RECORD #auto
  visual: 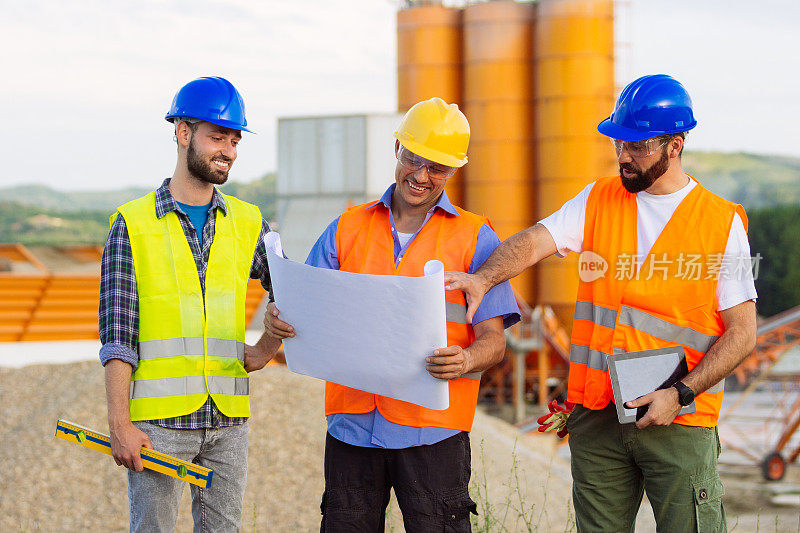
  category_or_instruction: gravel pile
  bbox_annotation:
[0,361,572,532]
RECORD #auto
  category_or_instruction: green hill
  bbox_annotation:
[2,149,799,246]
[0,202,110,246]
[0,184,152,213]
[0,174,276,246]
[0,173,276,215]
[683,151,800,208]
[220,173,276,216]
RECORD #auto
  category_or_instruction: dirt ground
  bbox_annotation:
[0,361,797,532]
[717,466,800,532]
[0,362,573,532]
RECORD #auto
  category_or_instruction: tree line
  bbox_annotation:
[747,204,800,317]
[1,176,797,320]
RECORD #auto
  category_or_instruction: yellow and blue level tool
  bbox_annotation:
[55,419,213,488]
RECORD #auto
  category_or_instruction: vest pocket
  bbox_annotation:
[691,472,726,533]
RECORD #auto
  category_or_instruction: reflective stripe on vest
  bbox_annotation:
[130,375,249,399]
[570,344,610,372]
[571,301,615,371]
[446,302,468,324]
[571,301,722,366]
[574,301,618,329]
[617,306,719,353]
[445,302,481,380]
[139,337,245,361]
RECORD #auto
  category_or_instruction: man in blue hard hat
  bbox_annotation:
[99,76,280,532]
[444,74,757,531]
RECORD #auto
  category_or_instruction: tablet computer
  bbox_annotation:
[607,346,696,424]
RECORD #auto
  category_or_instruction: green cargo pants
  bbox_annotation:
[567,404,726,533]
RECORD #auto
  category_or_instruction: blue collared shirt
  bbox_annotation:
[307,184,520,449]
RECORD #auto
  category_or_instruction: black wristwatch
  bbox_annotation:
[673,381,695,406]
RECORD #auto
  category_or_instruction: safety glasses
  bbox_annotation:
[396,146,457,180]
[611,136,672,158]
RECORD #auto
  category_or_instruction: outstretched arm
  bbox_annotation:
[444,224,558,322]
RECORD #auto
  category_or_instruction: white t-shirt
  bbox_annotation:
[397,231,414,248]
[539,177,758,311]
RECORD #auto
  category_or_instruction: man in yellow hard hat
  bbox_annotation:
[265,97,520,531]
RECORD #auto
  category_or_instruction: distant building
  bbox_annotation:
[276,113,402,261]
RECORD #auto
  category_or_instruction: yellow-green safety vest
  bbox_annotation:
[111,190,262,421]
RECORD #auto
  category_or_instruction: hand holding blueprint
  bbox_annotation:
[264,232,449,410]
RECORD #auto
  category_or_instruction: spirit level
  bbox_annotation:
[55,419,213,488]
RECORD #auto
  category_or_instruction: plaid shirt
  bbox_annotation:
[99,179,272,429]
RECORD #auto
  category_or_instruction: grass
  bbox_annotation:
[470,438,575,532]
[240,437,798,532]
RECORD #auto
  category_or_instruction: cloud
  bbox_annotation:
[2,0,798,189]
[2,0,397,188]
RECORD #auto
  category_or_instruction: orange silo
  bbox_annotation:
[535,0,616,327]
[397,4,465,206]
[462,0,537,304]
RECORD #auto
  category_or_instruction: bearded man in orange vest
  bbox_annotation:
[265,98,520,532]
[445,75,758,532]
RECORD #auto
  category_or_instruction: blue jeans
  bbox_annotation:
[128,421,249,532]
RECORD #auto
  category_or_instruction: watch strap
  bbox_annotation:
[673,381,695,406]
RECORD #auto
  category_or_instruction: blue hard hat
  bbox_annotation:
[597,74,696,142]
[165,76,253,133]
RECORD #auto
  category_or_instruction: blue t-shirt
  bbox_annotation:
[306,184,520,449]
[176,201,211,249]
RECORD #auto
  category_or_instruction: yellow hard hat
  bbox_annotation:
[394,97,470,168]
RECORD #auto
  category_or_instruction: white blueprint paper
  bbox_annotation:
[264,232,449,410]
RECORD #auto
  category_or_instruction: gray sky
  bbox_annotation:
[2,0,799,190]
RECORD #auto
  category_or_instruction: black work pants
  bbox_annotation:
[320,431,477,532]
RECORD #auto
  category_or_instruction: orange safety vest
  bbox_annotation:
[326,200,488,432]
[567,176,748,427]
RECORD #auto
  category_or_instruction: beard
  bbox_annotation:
[619,148,669,193]
[187,136,231,185]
